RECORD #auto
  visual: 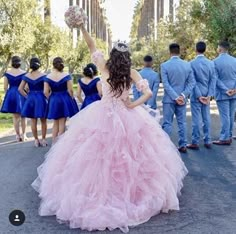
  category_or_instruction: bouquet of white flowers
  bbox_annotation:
[64,6,87,29]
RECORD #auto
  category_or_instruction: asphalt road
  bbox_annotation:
[0,93,236,234]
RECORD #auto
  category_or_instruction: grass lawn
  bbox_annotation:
[0,79,13,134]
[0,113,13,133]
[0,78,4,99]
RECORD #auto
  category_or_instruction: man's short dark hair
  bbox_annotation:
[196,41,206,53]
[144,55,153,62]
[219,40,230,50]
[169,43,180,54]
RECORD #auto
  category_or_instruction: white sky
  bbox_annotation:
[103,0,138,42]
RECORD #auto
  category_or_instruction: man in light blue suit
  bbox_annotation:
[213,41,236,145]
[187,41,216,150]
[133,55,160,109]
[161,43,196,153]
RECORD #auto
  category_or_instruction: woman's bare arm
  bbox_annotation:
[77,83,84,103]
[44,82,51,99]
[79,21,106,71]
[18,80,28,98]
[67,80,74,98]
[96,81,102,97]
[3,77,8,92]
[124,69,152,109]
[80,23,96,54]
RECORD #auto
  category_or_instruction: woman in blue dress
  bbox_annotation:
[44,57,79,143]
[19,58,48,147]
[1,56,27,142]
[77,63,102,110]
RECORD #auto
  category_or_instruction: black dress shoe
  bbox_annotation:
[204,143,212,149]
[187,144,199,150]
[212,140,231,145]
[178,147,187,153]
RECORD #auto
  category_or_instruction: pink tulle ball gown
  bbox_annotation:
[32,54,188,233]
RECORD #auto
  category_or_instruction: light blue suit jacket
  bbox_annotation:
[161,56,196,104]
[190,55,216,102]
[133,67,160,109]
[213,53,236,101]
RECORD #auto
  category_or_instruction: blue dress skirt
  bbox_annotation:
[0,73,26,114]
[21,75,48,118]
[45,75,79,120]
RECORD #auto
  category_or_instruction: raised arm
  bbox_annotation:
[78,21,106,71]
[79,22,96,54]
[125,69,152,109]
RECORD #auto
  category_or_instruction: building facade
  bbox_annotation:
[137,0,180,39]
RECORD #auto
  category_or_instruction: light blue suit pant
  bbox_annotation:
[190,102,211,144]
[216,99,236,141]
[162,103,187,148]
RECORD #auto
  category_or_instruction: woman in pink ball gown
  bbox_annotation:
[32,20,188,233]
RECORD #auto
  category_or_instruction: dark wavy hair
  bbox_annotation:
[106,45,132,97]
[53,57,64,72]
[11,56,21,69]
[30,57,41,71]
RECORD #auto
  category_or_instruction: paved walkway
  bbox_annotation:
[0,89,236,234]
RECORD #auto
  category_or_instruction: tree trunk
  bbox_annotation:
[0,54,12,78]
[44,55,50,73]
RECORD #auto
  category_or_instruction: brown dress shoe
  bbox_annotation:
[204,144,212,149]
[187,144,199,150]
[212,140,231,145]
[178,147,187,153]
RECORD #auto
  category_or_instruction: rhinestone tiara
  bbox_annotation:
[113,40,129,52]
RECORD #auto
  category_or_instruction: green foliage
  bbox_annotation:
[130,0,236,70]
[0,0,108,77]
[0,0,38,75]
[130,0,143,40]
[192,0,236,55]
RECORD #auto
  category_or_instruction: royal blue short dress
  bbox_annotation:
[78,77,101,110]
[21,75,48,118]
[45,75,79,120]
[1,72,26,114]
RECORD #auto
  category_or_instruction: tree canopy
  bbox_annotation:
[0,0,107,77]
[130,0,236,70]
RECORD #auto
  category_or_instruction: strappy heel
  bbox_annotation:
[16,134,22,142]
[41,139,48,147]
[21,134,28,142]
[34,139,40,147]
